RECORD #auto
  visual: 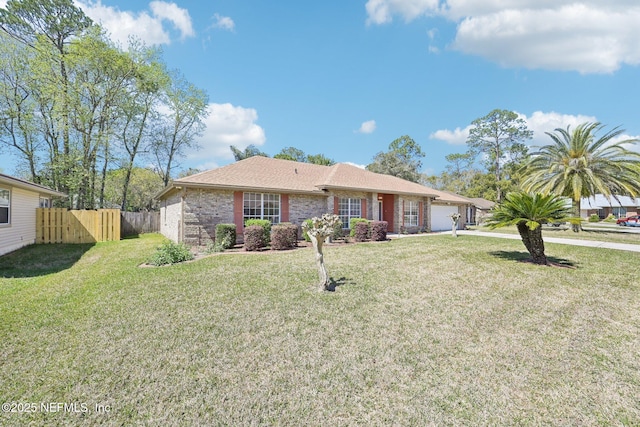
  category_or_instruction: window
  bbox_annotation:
[613,207,627,218]
[39,197,50,208]
[0,188,9,225]
[338,198,361,228]
[244,193,280,224]
[404,201,419,227]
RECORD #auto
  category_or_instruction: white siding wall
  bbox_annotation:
[0,187,39,256]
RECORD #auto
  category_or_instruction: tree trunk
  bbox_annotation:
[516,222,533,255]
[572,198,583,232]
[528,227,548,265]
[309,234,330,291]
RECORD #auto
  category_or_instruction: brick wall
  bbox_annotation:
[160,191,182,243]
[182,188,235,247]
[288,194,328,225]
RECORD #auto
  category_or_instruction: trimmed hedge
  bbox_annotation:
[588,214,600,223]
[371,221,388,241]
[245,219,271,243]
[271,223,299,250]
[354,221,370,242]
[349,218,369,237]
[215,223,236,249]
[244,225,267,251]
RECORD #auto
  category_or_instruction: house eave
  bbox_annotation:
[0,173,67,198]
[155,181,326,200]
[317,184,438,199]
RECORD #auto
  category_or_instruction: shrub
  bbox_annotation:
[302,219,314,242]
[245,219,271,243]
[244,225,266,251]
[215,223,236,249]
[349,218,369,237]
[148,240,194,266]
[371,221,388,241]
[271,223,299,250]
[332,219,344,240]
[354,221,370,242]
[588,214,600,223]
[205,242,226,254]
[604,214,617,223]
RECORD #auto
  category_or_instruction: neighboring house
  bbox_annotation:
[580,194,640,219]
[155,156,472,246]
[0,173,66,256]
[467,198,496,225]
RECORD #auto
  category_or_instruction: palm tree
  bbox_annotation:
[485,192,573,265]
[521,122,640,231]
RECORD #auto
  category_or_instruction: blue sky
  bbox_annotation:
[3,0,640,176]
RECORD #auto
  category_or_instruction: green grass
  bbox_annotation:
[1,234,639,426]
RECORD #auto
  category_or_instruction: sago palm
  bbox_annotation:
[486,192,573,265]
[521,122,640,231]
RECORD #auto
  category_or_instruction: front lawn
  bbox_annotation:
[1,234,639,425]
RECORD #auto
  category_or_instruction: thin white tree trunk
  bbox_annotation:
[309,234,330,291]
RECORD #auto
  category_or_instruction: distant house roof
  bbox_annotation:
[469,197,496,210]
[156,156,469,202]
[0,173,66,197]
[581,194,640,209]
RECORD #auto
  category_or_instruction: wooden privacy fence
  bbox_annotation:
[36,208,121,244]
[120,211,160,237]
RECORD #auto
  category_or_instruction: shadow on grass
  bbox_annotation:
[326,276,354,292]
[0,243,94,278]
[489,251,577,268]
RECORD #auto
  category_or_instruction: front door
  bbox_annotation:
[382,194,395,232]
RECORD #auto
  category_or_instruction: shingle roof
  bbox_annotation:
[430,190,475,205]
[581,194,640,209]
[158,156,469,202]
[174,156,328,193]
[469,197,496,210]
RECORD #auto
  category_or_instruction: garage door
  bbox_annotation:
[431,205,460,231]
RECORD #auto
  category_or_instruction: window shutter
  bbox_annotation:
[333,197,339,214]
[361,199,367,219]
[234,192,244,233]
[281,194,289,222]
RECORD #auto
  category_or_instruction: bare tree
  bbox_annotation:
[301,214,341,291]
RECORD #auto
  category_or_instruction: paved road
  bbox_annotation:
[392,230,640,253]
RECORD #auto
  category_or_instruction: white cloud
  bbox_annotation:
[365,1,640,73]
[0,0,7,8]
[357,120,377,134]
[149,1,195,40]
[76,0,194,47]
[524,111,597,146]
[365,0,440,25]
[429,125,472,145]
[190,103,266,165]
[210,13,235,31]
[430,111,604,147]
